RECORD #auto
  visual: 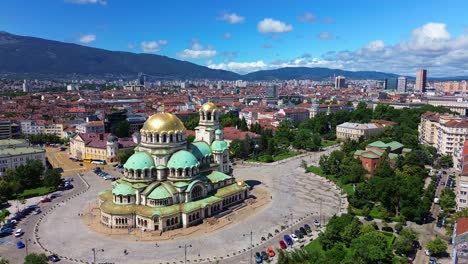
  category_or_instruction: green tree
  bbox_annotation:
[393,228,417,255]
[116,149,135,164]
[24,253,48,264]
[0,209,10,225]
[0,258,10,264]
[440,188,456,213]
[350,231,392,263]
[43,169,62,188]
[114,120,130,138]
[183,114,200,130]
[439,155,454,169]
[426,237,448,256]
[229,139,243,159]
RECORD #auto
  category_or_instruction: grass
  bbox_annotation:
[381,231,396,247]
[19,186,55,199]
[321,140,337,147]
[304,237,325,254]
[248,151,301,163]
[306,165,355,195]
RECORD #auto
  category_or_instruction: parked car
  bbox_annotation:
[33,209,41,215]
[299,227,307,236]
[381,226,393,233]
[255,252,263,263]
[429,257,437,264]
[424,249,431,256]
[283,234,293,245]
[313,219,320,226]
[279,240,287,249]
[16,240,25,249]
[47,255,60,262]
[40,197,51,203]
[261,251,268,260]
[304,224,311,231]
[14,228,24,237]
[267,247,275,257]
[290,234,299,242]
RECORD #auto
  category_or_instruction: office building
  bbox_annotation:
[397,77,407,93]
[22,80,30,93]
[386,78,397,90]
[415,69,427,93]
[335,76,346,89]
[267,86,278,98]
[0,120,12,139]
[0,139,46,177]
[336,122,386,141]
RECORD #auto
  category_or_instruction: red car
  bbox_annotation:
[279,240,287,249]
[267,247,275,257]
[40,197,51,203]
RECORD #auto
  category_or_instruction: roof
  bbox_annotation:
[112,183,136,196]
[147,185,172,200]
[211,139,228,152]
[206,171,232,183]
[124,151,155,170]
[457,218,468,236]
[386,141,404,151]
[140,112,186,134]
[214,182,248,198]
[0,147,45,156]
[167,150,200,169]
[367,141,389,149]
[362,153,380,159]
[354,150,363,156]
[0,139,27,147]
[190,141,212,159]
[402,148,412,153]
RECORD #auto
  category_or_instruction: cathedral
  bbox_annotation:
[98,102,249,231]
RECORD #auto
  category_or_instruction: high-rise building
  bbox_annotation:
[267,86,278,98]
[335,76,346,89]
[22,80,30,93]
[397,77,407,93]
[0,120,12,139]
[386,78,397,90]
[415,69,427,93]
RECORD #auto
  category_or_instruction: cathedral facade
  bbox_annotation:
[98,102,249,231]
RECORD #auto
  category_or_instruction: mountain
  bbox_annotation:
[243,67,400,81]
[0,31,240,80]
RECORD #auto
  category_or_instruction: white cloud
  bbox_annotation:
[219,13,245,24]
[318,32,333,40]
[128,43,136,49]
[177,41,217,60]
[140,40,168,53]
[257,18,293,33]
[66,0,106,5]
[222,32,232,39]
[79,34,96,44]
[298,12,316,23]
[365,40,385,51]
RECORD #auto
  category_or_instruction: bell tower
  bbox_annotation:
[195,102,219,144]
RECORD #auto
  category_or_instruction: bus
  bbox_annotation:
[91,160,106,165]
[83,159,92,163]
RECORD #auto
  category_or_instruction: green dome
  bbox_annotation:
[148,185,172,200]
[211,140,228,152]
[124,151,155,170]
[112,183,136,196]
[167,150,200,169]
[190,142,212,159]
[215,129,222,135]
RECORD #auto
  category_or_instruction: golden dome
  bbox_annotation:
[141,112,186,133]
[200,102,218,112]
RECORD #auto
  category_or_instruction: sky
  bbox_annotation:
[1,0,468,77]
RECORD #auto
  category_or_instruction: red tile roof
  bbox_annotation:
[457,218,468,236]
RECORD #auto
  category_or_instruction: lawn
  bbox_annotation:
[321,140,337,148]
[306,165,355,195]
[19,186,55,199]
[249,151,301,163]
[304,237,325,254]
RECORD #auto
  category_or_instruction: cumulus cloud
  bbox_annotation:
[257,18,293,33]
[222,32,232,39]
[318,32,333,40]
[140,40,168,53]
[66,0,106,5]
[79,34,96,44]
[177,40,217,60]
[219,13,245,24]
[298,11,316,23]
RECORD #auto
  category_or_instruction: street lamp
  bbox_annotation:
[242,230,253,264]
[179,244,192,264]
[91,248,104,264]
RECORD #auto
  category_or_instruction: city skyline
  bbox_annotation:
[1,0,468,77]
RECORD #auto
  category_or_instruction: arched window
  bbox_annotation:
[166,219,170,226]
[207,112,212,121]
[175,217,178,223]
[201,112,205,120]
[156,134,160,143]
[169,134,173,142]
[191,185,203,201]
[189,215,192,222]
[171,218,174,225]
[162,134,167,143]
[185,168,190,177]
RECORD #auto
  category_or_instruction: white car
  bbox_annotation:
[14,228,24,237]
[290,234,299,242]
[313,219,320,226]
[33,209,41,215]
[425,249,431,256]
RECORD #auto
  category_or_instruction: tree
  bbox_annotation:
[24,253,48,264]
[440,188,456,213]
[393,228,417,255]
[0,258,9,264]
[426,237,448,256]
[114,120,130,138]
[229,139,243,159]
[439,155,454,169]
[43,169,62,188]
[116,149,135,164]
[350,231,392,263]
[184,114,199,130]
[0,209,10,225]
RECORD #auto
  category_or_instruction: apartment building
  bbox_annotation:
[336,122,385,141]
[44,123,65,138]
[458,140,468,211]
[0,139,46,176]
[20,120,45,135]
[76,121,105,134]
[0,120,12,139]
[419,112,468,170]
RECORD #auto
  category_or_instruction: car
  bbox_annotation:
[381,226,393,233]
[14,228,24,237]
[441,182,445,186]
[299,227,307,236]
[40,197,51,203]
[429,257,437,264]
[255,252,263,263]
[290,234,299,242]
[47,255,60,262]
[267,247,275,257]
[16,240,25,249]
[103,175,112,180]
[304,224,311,231]
[261,251,268,260]
[425,249,431,256]
[0,227,12,234]
[413,240,422,250]
[283,234,293,245]
[33,209,41,215]
[279,240,287,249]
[313,219,320,226]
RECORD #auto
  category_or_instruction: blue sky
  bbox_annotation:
[1,0,468,76]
